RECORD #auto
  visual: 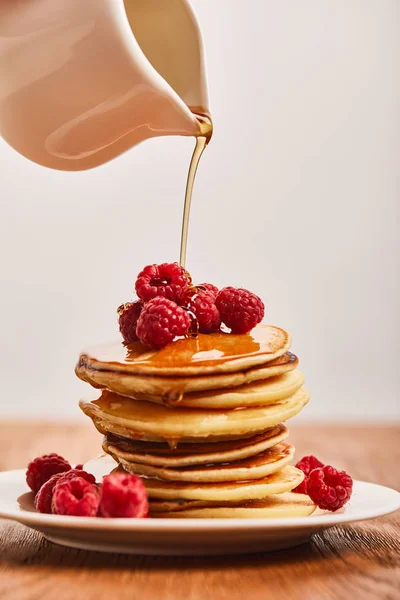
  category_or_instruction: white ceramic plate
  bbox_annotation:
[0,469,398,555]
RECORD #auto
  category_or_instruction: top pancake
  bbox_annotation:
[76,324,291,377]
[76,351,299,398]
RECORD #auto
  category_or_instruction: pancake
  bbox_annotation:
[150,493,316,518]
[142,465,304,501]
[79,387,310,444]
[102,424,289,467]
[76,325,291,378]
[112,442,294,483]
[78,318,312,520]
[76,351,299,399]
[160,370,305,409]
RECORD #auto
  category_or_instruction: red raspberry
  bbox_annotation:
[198,283,219,299]
[136,297,191,348]
[307,465,353,511]
[99,473,149,518]
[293,455,325,494]
[118,301,143,343]
[135,262,191,303]
[189,291,221,333]
[51,477,100,517]
[26,453,71,494]
[35,469,95,514]
[216,287,265,334]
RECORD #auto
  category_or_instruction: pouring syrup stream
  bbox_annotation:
[179,112,213,268]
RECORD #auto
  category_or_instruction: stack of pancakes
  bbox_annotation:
[77,324,315,518]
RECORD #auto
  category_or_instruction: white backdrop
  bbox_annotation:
[0,0,399,420]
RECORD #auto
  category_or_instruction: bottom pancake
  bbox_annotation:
[150,493,316,518]
[82,456,313,518]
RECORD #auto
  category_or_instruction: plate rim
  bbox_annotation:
[0,470,398,531]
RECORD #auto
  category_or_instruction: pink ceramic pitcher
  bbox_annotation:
[0,0,209,170]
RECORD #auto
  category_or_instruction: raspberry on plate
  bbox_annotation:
[216,287,264,334]
[118,301,143,343]
[198,283,219,299]
[136,297,191,348]
[189,291,221,333]
[99,472,149,518]
[307,465,353,511]
[26,453,71,494]
[135,262,191,303]
[51,477,100,517]
[35,469,96,514]
[293,455,325,494]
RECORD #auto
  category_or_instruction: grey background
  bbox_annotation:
[0,0,399,419]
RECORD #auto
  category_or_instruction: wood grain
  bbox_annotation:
[0,422,399,600]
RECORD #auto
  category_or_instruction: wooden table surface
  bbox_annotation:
[0,422,398,600]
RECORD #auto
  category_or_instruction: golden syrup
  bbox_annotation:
[179,111,213,268]
[104,425,286,456]
[102,427,290,470]
[81,388,307,432]
[162,389,185,407]
[120,443,292,475]
[77,324,290,371]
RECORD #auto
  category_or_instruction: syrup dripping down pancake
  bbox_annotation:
[150,370,305,409]
[79,387,309,444]
[102,424,288,467]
